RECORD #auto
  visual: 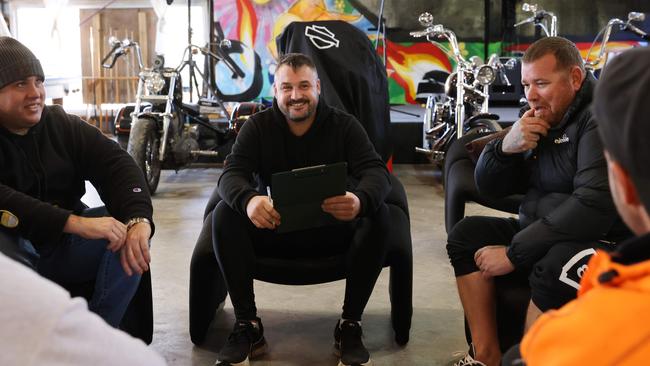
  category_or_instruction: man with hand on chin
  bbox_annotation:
[0,37,154,328]
[501,42,650,366]
[212,53,391,366]
[446,37,629,366]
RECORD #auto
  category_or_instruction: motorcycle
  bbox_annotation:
[514,4,648,73]
[101,34,264,194]
[410,12,509,167]
[584,11,649,73]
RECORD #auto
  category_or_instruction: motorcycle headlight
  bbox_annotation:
[144,71,166,94]
[476,65,496,86]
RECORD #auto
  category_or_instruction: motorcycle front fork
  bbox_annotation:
[417,95,450,163]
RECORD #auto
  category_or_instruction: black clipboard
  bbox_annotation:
[270,162,347,233]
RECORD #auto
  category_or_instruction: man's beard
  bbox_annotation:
[284,98,315,123]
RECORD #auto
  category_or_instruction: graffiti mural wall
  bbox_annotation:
[213,0,644,104]
[215,0,458,104]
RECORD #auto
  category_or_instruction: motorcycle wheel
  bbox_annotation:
[466,119,502,134]
[127,117,161,195]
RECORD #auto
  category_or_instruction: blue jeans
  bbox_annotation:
[0,207,141,327]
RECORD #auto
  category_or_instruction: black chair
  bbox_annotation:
[443,132,522,233]
[444,132,529,352]
[120,271,154,344]
[66,270,153,344]
[189,174,413,346]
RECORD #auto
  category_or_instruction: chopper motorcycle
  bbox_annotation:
[410,12,512,168]
[101,35,263,194]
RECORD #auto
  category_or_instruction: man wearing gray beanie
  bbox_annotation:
[0,37,155,332]
[503,47,650,365]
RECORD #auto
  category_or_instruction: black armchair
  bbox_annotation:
[120,272,154,344]
[443,132,522,233]
[444,133,529,352]
[189,174,413,346]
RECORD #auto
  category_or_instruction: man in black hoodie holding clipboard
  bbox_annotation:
[213,53,391,366]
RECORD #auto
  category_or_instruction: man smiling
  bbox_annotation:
[446,37,629,366]
[0,37,154,328]
[212,53,392,366]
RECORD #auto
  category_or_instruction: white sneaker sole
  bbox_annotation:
[334,344,372,366]
[337,359,372,366]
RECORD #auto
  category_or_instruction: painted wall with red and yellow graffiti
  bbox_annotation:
[214,0,643,104]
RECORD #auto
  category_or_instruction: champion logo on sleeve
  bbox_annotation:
[133,187,142,193]
[0,210,19,228]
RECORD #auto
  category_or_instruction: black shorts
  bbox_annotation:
[529,240,613,311]
[447,215,614,311]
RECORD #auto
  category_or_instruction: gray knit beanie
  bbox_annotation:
[0,37,44,90]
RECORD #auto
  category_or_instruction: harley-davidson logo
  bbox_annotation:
[305,25,340,50]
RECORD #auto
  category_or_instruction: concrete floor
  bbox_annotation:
[138,164,509,366]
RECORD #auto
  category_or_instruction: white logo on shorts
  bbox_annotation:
[558,248,597,290]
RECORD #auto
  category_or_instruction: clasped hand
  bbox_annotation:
[474,245,515,278]
[64,215,151,276]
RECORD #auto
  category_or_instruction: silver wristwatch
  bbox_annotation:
[126,217,151,231]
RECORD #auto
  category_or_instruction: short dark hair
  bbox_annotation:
[522,36,585,73]
[276,53,317,74]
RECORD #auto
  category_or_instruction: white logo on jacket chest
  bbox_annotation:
[554,133,569,144]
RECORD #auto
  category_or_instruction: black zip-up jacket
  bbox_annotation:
[218,99,391,217]
[475,74,629,268]
[0,105,154,251]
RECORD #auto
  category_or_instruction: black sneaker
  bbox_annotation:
[215,318,267,366]
[333,320,372,366]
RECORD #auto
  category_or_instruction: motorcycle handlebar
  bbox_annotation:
[101,43,123,69]
[409,29,431,38]
[410,25,465,65]
[586,15,648,69]
[515,4,557,36]
[624,23,650,40]
[176,44,246,79]
[513,16,536,28]
[100,38,144,70]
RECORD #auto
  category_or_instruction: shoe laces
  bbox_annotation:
[453,354,486,366]
[452,345,486,366]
